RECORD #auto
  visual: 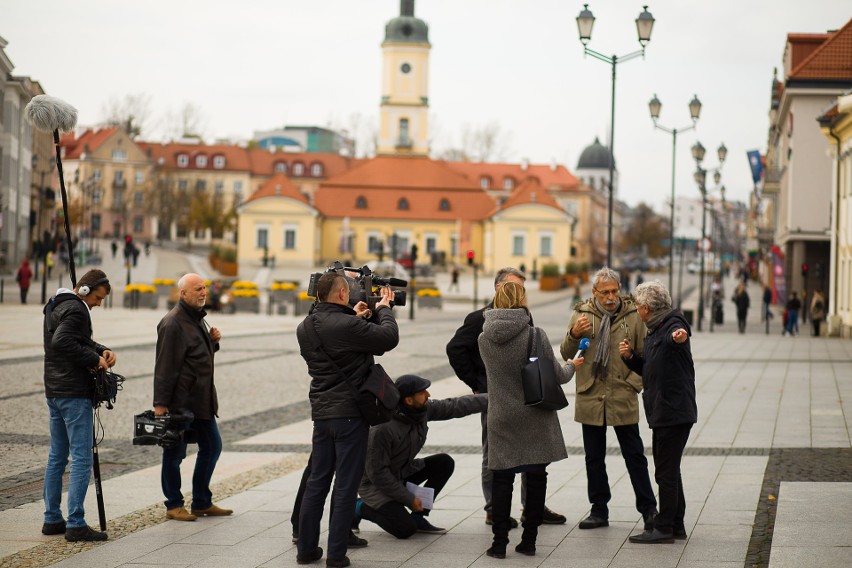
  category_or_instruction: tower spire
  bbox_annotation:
[401,0,414,17]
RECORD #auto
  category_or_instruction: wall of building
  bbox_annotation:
[237,198,320,268]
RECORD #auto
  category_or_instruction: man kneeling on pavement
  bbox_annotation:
[357,375,487,538]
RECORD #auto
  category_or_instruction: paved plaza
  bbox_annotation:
[0,249,850,567]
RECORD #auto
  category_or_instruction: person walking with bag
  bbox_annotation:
[478,281,583,559]
[732,283,750,334]
[560,267,657,533]
[810,290,826,336]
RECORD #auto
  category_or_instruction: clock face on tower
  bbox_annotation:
[400,62,412,74]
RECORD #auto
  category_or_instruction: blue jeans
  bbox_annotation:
[44,397,93,528]
[297,418,368,561]
[582,423,657,519]
[161,418,222,510]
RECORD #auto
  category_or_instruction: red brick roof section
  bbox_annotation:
[246,148,360,177]
[789,19,852,80]
[314,156,496,221]
[137,142,252,171]
[243,173,311,205]
[446,161,581,192]
[496,176,564,214]
[61,128,120,159]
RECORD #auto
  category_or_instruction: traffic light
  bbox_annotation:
[410,243,418,263]
[467,250,475,266]
[801,263,808,278]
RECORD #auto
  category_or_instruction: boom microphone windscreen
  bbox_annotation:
[25,95,78,133]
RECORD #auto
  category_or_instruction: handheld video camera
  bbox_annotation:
[132,409,195,449]
[308,261,407,311]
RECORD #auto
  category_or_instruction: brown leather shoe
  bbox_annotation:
[191,504,233,517]
[166,507,197,521]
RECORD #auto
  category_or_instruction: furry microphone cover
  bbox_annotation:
[25,95,78,133]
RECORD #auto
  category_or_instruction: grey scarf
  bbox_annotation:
[592,298,619,379]
[645,308,673,334]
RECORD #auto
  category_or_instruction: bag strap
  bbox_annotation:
[526,327,537,359]
[302,314,363,393]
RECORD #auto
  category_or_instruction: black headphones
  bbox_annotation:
[79,277,110,297]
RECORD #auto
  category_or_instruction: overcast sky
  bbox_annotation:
[4,0,850,211]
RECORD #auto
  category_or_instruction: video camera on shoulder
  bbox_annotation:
[308,260,407,311]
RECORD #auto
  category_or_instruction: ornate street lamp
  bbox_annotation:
[576,3,655,267]
[648,93,701,297]
[692,142,726,331]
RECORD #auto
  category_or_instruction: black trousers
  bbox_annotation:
[582,423,657,519]
[361,453,455,539]
[651,424,692,533]
[490,467,547,552]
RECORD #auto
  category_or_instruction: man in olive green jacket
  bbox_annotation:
[560,267,657,531]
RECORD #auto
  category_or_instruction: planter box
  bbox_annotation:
[219,261,238,277]
[232,296,260,313]
[539,276,562,291]
[270,289,296,303]
[418,296,443,309]
[123,292,158,309]
[293,298,315,316]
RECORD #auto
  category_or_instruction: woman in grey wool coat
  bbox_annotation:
[478,281,584,559]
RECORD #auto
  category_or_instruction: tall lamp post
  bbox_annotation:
[692,141,727,331]
[576,3,655,267]
[648,93,702,293]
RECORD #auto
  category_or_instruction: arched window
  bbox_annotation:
[479,176,491,189]
[310,162,323,177]
[292,162,305,176]
[398,197,409,210]
[213,155,226,169]
[503,176,514,190]
[274,161,287,174]
[195,155,208,167]
[398,118,411,147]
[439,198,450,211]
[355,196,367,209]
[177,154,189,167]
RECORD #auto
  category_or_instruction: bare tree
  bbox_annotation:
[101,93,152,137]
[439,121,510,162]
[165,102,207,141]
[622,202,668,258]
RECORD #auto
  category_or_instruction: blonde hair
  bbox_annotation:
[494,281,527,309]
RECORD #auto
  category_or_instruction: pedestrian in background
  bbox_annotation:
[478,281,583,558]
[783,292,801,336]
[810,290,826,337]
[620,280,696,544]
[42,269,116,542]
[16,258,33,304]
[154,273,232,523]
[732,282,750,334]
[561,267,657,533]
[762,285,772,322]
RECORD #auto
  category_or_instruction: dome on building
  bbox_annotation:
[384,0,429,44]
[577,137,614,170]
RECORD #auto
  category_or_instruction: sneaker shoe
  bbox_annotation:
[578,514,609,529]
[347,531,368,547]
[325,557,350,568]
[42,521,66,535]
[413,515,447,534]
[64,525,108,542]
[485,512,518,528]
[190,504,233,517]
[166,507,197,522]
[296,546,323,565]
[628,528,675,544]
[643,510,658,531]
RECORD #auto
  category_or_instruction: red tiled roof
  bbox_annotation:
[314,156,496,221]
[137,142,252,171]
[247,148,359,178]
[61,128,120,159]
[790,19,852,80]
[243,173,311,206]
[496,177,564,213]
[446,161,581,192]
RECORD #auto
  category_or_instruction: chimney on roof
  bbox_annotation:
[521,158,529,171]
[550,159,557,172]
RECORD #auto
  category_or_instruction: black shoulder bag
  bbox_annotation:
[303,315,400,425]
[521,327,569,411]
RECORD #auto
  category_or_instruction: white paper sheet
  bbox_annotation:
[406,482,435,510]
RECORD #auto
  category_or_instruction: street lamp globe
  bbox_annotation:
[576,4,595,45]
[717,142,728,163]
[648,94,662,120]
[694,168,706,186]
[635,6,655,46]
[691,141,706,163]
[689,94,702,121]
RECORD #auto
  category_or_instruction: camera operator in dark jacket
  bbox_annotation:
[295,272,398,567]
[153,273,231,523]
[619,280,697,544]
[359,375,487,539]
[42,269,115,542]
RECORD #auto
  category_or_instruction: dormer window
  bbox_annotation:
[310,162,323,177]
[213,155,226,169]
[356,196,367,209]
[196,155,207,167]
[398,197,409,210]
[480,176,491,189]
[439,198,450,211]
[274,161,287,174]
[292,162,305,176]
[503,177,515,190]
[177,154,189,168]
